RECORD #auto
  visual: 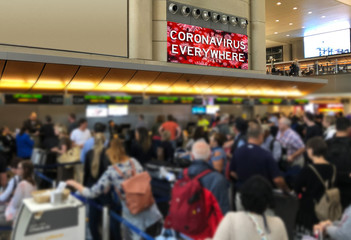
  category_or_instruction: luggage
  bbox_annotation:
[31,148,47,165]
[113,159,155,215]
[165,169,212,235]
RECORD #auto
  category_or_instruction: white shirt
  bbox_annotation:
[70,128,91,146]
[324,125,336,140]
[0,175,19,202]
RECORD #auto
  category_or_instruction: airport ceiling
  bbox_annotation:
[266,0,351,47]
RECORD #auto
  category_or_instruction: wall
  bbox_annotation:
[291,39,304,60]
[0,104,253,131]
[0,0,128,57]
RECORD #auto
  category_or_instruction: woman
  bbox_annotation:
[157,131,174,163]
[130,127,155,166]
[209,133,227,174]
[40,115,58,150]
[213,176,288,240]
[0,126,16,165]
[5,160,36,222]
[67,139,162,240]
[323,115,336,140]
[294,137,335,234]
[185,126,207,151]
[16,126,34,159]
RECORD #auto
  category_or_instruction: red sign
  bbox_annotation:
[167,21,248,69]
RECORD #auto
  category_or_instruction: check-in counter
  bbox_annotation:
[12,195,85,240]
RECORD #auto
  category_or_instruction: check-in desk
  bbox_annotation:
[12,195,85,240]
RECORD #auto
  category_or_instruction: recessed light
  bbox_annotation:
[293,7,298,10]
[274,32,278,34]
[286,34,290,37]
[289,23,293,26]
[321,16,326,18]
[308,11,312,14]
[275,19,280,22]
[302,26,305,29]
[277,2,282,5]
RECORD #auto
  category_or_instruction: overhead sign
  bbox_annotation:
[73,95,143,105]
[167,21,248,69]
[150,96,203,105]
[291,99,309,105]
[214,97,250,105]
[5,94,63,105]
[254,98,289,105]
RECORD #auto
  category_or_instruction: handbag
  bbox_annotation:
[57,147,81,168]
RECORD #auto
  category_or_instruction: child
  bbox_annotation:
[0,158,21,203]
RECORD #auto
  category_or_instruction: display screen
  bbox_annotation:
[292,99,309,105]
[73,95,143,104]
[192,106,206,115]
[150,96,203,105]
[167,21,248,69]
[254,98,289,105]
[214,97,250,105]
[86,105,108,118]
[206,105,220,115]
[304,29,351,58]
[5,94,63,105]
[108,105,129,116]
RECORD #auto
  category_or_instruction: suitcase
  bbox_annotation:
[31,148,47,165]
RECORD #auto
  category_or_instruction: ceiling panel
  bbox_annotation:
[66,66,109,91]
[95,68,136,92]
[144,72,183,93]
[120,70,160,92]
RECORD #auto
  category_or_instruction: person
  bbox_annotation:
[326,117,351,209]
[323,115,336,140]
[70,118,91,148]
[5,160,35,222]
[80,122,107,163]
[16,126,34,159]
[197,115,210,131]
[157,131,174,163]
[294,137,336,233]
[230,122,288,191]
[136,114,147,129]
[261,125,282,162]
[151,115,164,140]
[0,158,21,203]
[213,176,288,240]
[185,126,207,151]
[181,140,230,238]
[229,117,248,156]
[83,125,115,240]
[40,115,58,150]
[215,114,231,138]
[314,205,351,240]
[130,127,155,166]
[23,112,42,135]
[67,139,163,240]
[51,124,73,181]
[277,117,305,167]
[158,115,181,149]
[68,113,78,134]
[303,112,323,143]
[0,126,16,165]
[108,120,119,140]
[209,133,227,174]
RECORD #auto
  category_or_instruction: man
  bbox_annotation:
[68,113,78,134]
[230,122,288,192]
[215,114,230,137]
[80,122,107,163]
[261,124,282,162]
[159,115,181,149]
[70,118,91,148]
[326,117,351,209]
[197,115,209,131]
[23,112,42,135]
[136,114,147,129]
[277,117,305,167]
[303,112,323,143]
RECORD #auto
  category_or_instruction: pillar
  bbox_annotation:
[250,0,266,73]
[129,0,153,60]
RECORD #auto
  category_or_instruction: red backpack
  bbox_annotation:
[165,169,213,236]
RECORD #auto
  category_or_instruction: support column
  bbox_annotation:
[129,0,153,60]
[250,0,266,73]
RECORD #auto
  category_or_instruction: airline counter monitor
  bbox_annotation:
[12,195,85,240]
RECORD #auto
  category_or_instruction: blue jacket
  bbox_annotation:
[183,160,230,214]
[16,133,34,159]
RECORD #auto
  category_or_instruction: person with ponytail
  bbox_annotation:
[130,127,155,166]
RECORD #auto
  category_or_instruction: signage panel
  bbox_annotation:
[5,94,63,105]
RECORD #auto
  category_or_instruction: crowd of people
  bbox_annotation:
[0,110,350,240]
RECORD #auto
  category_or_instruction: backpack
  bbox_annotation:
[308,164,342,221]
[113,159,155,215]
[165,169,212,235]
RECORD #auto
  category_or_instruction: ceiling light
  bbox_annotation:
[275,19,280,22]
[293,7,298,10]
[240,19,248,28]
[168,3,178,14]
[181,6,191,16]
[277,2,282,5]
[308,11,312,14]
[289,23,293,25]
[274,32,278,34]
[321,16,326,18]
[230,17,238,26]
[192,9,201,19]
[202,11,210,21]
[286,34,290,37]
[302,26,305,29]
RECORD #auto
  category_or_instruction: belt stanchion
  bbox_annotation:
[36,172,155,240]
[34,161,82,169]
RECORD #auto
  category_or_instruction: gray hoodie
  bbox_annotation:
[326,206,351,240]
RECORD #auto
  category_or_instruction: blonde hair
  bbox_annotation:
[106,139,128,164]
[54,124,68,136]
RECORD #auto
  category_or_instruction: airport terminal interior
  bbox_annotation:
[0,0,351,239]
